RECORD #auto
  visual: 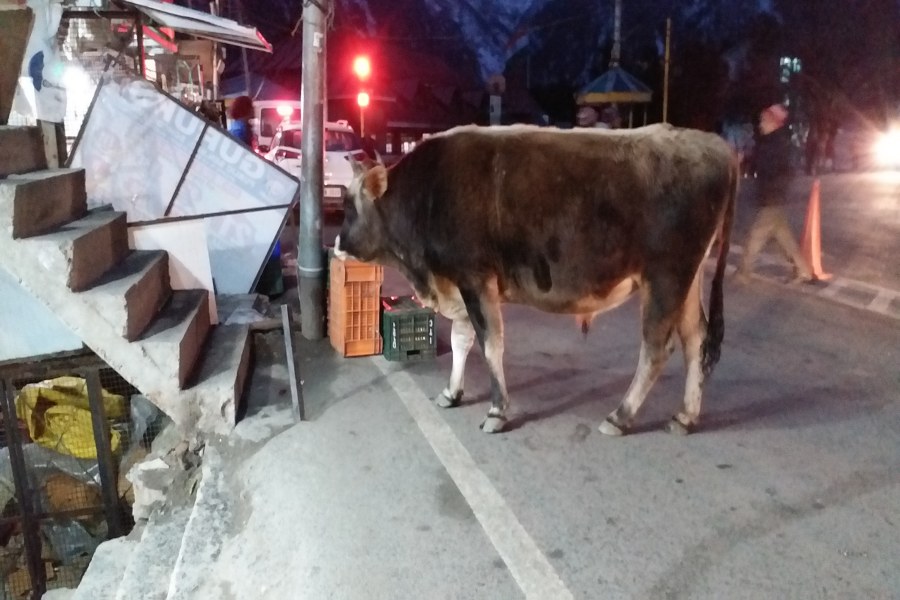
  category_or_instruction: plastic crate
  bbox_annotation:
[328,256,384,357]
[381,296,437,362]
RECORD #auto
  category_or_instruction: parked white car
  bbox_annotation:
[263,120,367,212]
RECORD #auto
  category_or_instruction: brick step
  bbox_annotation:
[0,125,46,177]
[0,168,87,238]
[80,250,172,341]
[11,207,129,292]
[140,290,211,390]
[188,323,252,434]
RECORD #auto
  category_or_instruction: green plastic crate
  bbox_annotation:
[381,296,437,362]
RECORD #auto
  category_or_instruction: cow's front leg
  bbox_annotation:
[460,280,508,434]
[435,317,475,408]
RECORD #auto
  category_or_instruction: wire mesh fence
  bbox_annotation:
[0,355,166,598]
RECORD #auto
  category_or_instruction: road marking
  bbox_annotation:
[374,360,575,600]
[868,289,895,316]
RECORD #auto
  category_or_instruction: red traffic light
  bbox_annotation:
[353,55,371,80]
[357,91,370,107]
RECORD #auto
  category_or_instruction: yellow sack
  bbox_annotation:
[15,376,127,460]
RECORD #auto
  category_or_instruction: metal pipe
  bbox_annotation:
[1,379,46,597]
[85,369,125,538]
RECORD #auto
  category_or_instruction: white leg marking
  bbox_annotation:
[618,341,666,418]
[438,318,475,407]
[676,273,706,427]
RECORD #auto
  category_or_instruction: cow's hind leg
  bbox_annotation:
[599,283,678,436]
[460,281,509,433]
[435,317,475,408]
[667,269,708,435]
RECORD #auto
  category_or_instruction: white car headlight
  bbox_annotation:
[874,128,900,167]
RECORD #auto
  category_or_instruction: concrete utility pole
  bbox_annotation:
[298,0,328,339]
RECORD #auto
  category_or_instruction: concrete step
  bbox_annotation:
[13,207,129,291]
[80,250,172,341]
[70,537,138,600]
[114,506,192,600]
[0,168,87,238]
[0,125,46,177]
[165,446,231,600]
[140,290,212,390]
[189,324,252,434]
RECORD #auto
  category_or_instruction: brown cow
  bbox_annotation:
[335,123,737,435]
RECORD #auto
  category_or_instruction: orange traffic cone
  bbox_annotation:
[800,178,832,280]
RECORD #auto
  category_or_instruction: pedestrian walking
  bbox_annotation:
[735,103,816,284]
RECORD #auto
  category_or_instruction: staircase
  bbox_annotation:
[0,124,252,436]
[65,443,233,600]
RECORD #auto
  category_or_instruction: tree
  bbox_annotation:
[776,0,900,126]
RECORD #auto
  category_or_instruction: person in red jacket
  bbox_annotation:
[735,103,815,284]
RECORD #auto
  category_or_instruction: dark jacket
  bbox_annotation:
[753,126,792,206]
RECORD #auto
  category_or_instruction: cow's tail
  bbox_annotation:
[701,159,738,376]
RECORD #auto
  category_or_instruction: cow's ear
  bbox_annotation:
[363,164,388,200]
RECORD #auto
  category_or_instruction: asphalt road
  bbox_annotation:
[733,171,900,290]
[247,170,900,600]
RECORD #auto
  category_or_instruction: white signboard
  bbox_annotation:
[69,78,298,294]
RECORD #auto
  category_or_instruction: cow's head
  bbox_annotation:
[334,158,389,262]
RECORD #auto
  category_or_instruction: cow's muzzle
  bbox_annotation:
[332,235,349,261]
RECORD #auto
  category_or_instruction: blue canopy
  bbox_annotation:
[220,74,295,101]
[577,66,652,105]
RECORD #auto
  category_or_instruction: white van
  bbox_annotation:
[250,100,303,152]
[262,119,367,212]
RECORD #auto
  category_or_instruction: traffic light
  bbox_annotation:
[353,55,372,136]
[353,55,371,80]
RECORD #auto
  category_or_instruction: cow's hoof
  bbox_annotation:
[479,415,507,433]
[434,390,462,408]
[665,417,694,436]
[598,418,626,437]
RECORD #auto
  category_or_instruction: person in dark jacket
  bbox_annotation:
[736,103,815,283]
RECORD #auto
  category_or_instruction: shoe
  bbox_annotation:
[788,273,818,285]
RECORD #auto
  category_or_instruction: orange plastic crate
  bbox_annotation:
[328,256,384,357]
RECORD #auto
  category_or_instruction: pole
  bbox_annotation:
[663,17,671,123]
[611,0,621,67]
[359,105,365,137]
[298,0,328,339]
[136,14,146,78]
[210,1,220,100]
[236,0,251,95]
